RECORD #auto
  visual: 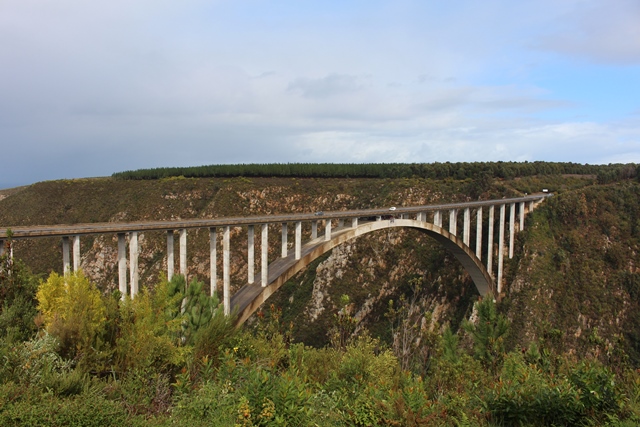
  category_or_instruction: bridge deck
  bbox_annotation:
[0,194,551,239]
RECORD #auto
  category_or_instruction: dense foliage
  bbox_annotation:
[1,260,639,426]
[111,161,632,181]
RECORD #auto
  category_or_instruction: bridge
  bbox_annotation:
[0,194,551,325]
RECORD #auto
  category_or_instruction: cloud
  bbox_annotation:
[535,0,640,64]
[287,74,365,99]
[0,0,639,189]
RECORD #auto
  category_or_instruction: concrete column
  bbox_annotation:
[167,230,174,281]
[0,239,4,257]
[376,216,382,221]
[223,226,230,316]
[311,221,318,239]
[418,212,426,222]
[248,225,255,284]
[62,236,71,274]
[434,211,442,228]
[261,224,268,287]
[117,233,127,298]
[528,200,534,213]
[281,223,288,258]
[72,235,80,272]
[509,203,515,259]
[129,232,139,297]
[519,201,525,231]
[352,217,358,228]
[463,208,470,245]
[449,209,458,235]
[209,228,217,296]
[338,219,344,228]
[325,220,332,241]
[498,204,506,294]
[295,221,302,260]
[475,207,483,259]
[487,206,495,275]
[179,229,187,278]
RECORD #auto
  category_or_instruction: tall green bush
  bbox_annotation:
[36,271,107,362]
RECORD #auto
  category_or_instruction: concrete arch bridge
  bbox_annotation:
[0,194,551,326]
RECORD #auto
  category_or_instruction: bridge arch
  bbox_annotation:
[231,219,494,326]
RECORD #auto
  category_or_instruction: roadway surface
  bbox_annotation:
[0,194,551,240]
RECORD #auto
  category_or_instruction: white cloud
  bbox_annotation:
[0,0,639,189]
[535,0,640,64]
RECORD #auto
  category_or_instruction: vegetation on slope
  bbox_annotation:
[1,261,639,426]
[505,180,640,366]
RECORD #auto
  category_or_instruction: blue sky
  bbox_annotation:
[1,0,639,188]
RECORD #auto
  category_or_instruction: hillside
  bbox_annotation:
[4,170,638,362]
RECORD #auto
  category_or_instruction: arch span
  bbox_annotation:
[231,219,494,326]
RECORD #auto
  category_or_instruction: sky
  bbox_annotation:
[1,0,639,188]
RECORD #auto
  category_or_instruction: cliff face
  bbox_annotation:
[504,183,640,363]
[2,175,639,361]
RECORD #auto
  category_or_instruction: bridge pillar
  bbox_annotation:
[72,235,80,272]
[519,201,525,231]
[338,219,344,228]
[476,207,482,259]
[248,225,255,284]
[312,221,318,239]
[528,200,534,214]
[449,209,458,235]
[261,224,268,287]
[281,223,288,258]
[325,220,332,241]
[179,229,187,279]
[295,221,302,260]
[434,211,442,228]
[418,212,426,222]
[62,236,71,274]
[376,216,382,221]
[487,206,494,275]
[118,233,127,299]
[463,208,470,245]
[0,239,4,257]
[509,203,515,259]
[352,217,358,228]
[498,204,506,294]
[223,226,230,315]
[209,227,217,295]
[167,230,174,280]
[129,232,139,297]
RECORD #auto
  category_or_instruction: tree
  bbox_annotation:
[385,277,439,375]
[0,248,39,343]
[463,296,510,372]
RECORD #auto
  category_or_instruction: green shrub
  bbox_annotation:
[484,353,584,426]
[0,391,130,427]
[569,361,620,416]
[114,285,185,373]
[36,271,107,363]
[103,367,173,417]
[171,380,237,426]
